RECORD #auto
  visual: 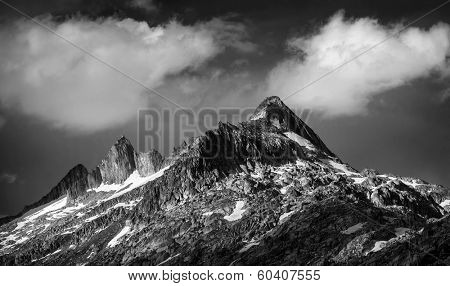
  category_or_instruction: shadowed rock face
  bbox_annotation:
[1,96,449,266]
[87,167,102,190]
[18,164,99,211]
[99,137,137,184]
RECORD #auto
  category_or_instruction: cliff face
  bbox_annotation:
[99,137,137,184]
[135,150,163,177]
[87,167,102,190]
[97,136,164,182]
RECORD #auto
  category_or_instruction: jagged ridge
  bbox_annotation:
[0,96,449,266]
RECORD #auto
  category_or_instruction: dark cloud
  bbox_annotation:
[128,0,158,12]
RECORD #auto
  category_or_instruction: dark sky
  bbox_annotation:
[0,0,449,216]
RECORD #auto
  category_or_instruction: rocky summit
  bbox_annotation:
[0,96,449,266]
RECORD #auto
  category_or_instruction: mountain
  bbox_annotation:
[1,96,449,266]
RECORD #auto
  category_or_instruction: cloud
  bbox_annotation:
[266,11,450,117]
[0,173,17,184]
[0,17,254,133]
[129,0,158,12]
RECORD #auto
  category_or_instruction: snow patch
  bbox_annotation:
[87,251,95,259]
[85,214,102,222]
[341,222,366,234]
[224,201,246,222]
[352,177,366,184]
[284,132,316,151]
[328,160,359,176]
[279,210,295,223]
[157,253,181,266]
[440,200,450,208]
[38,249,62,261]
[112,199,141,209]
[48,249,61,257]
[369,241,387,253]
[107,226,131,248]
[239,241,260,253]
[394,228,410,237]
[60,224,82,235]
[105,165,171,201]
[296,160,307,167]
[14,197,68,231]
[24,197,67,223]
[280,186,290,195]
[88,182,120,193]
[49,203,86,220]
[400,179,423,188]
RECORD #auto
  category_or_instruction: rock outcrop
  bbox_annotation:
[135,150,163,177]
[99,136,137,184]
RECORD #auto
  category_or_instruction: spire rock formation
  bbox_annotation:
[0,97,449,266]
[99,136,137,184]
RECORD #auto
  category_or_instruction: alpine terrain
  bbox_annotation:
[0,96,449,266]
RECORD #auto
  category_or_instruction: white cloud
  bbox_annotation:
[266,11,450,117]
[0,173,17,184]
[0,17,253,133]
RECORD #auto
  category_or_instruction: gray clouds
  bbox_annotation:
[0,173,17,184]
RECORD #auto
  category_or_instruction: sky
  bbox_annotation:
[0,0,449,216]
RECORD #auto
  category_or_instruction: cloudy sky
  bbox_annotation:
[0,0,449,216]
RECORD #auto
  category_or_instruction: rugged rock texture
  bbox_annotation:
[135,150,163,176]
[0,96,449,266]
[62,165,91,204]
[87,167,102,190]
[99,137,137,184]
[250,96,334,156]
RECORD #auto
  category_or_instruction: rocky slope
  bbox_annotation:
[0,96,449,266]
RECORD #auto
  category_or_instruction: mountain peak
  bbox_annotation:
[250,96,287,121]
[100,136,137,184]
[115,135,132,146]
[250,96,334,156]
[258,95,285,107]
